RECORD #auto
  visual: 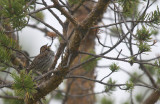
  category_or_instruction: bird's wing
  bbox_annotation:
[28,52,48,69]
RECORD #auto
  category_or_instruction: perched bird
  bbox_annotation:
[27,44,55,73]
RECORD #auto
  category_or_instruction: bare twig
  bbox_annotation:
[29,14,65,41]
[42,0,64,27]
[52,0,78,26]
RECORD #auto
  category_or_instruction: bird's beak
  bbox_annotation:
[47,44,51,50]
[48,45,51,48]
[48,44,51,48]
[48,45,51,47]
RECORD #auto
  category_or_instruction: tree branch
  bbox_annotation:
[51,0,78,26]
[26,0,111,103]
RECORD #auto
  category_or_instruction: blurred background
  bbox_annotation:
[17,0,160,104]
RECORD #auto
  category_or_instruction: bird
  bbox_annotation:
[27,44,55,73]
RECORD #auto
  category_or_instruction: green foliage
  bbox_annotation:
[129,56,136,66]
[0,31,18,48]
[109,63,120,72]
[156,70,160,83]
[154,59,160,67]
[0,67,8,71]
[101,97,113,104]
[68,0,80,5]
[0,0,29,29]
[109,27,122,37]
[81,51,100,71]
[11,70,37,100]
[105,78,116,93]
[151,29,159,36]
[135,26,154,53]
[144,64,156,75]
[119,0,139,17]
[138,42,151,53]
[33,11,45,24]
[129,72,139,83]
[152,61,160,83]
[126,81,134,90]
[135,93,143,103]
[54,91,63,100]
[41,99,49,104]
[143,61,160,83]
[0,46,11,64]
[0,31,18,65]
[144,6,160,26]
[122,101,129,104]
[136,26,152,42]
[2,91,24,104]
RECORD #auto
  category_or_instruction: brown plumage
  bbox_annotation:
[28,45,54,73]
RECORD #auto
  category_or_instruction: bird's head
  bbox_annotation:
[40,44,51,54]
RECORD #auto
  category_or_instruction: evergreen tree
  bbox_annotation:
[0,0,160,104]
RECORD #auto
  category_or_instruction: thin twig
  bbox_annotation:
[29,14,66,41]
[65,75,158,90]
[42,0,64,27]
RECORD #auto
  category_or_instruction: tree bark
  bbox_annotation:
[26,0,110,103]
[143,91,160,104]
[65,1,98,104]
